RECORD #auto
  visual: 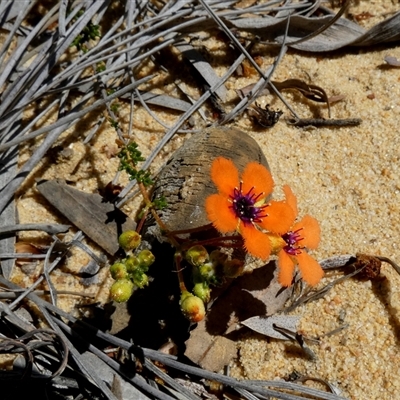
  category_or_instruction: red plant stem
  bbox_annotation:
[137,182,188,292]
[174,251,187,293]
[136,208,149,234]
[181,235,243,250]
[167,223,214,236]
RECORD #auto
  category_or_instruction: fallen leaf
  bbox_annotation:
[241,315,300,340]
[15,242,43,265]
[237,78,331,117]
[184,262,291,370]
[204,262,291,336]
[229,10,400,51]
[109,301,131,336]
[328,94,346,104]
[37,179,136,255]
[185,319,237,372]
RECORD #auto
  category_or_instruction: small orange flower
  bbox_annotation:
[275,185,324,287]
[205,157,295,260]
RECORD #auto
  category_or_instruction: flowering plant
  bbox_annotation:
[269,185,324,286]
[206,157,323,287]
[205,157,294,260]
[112,146,324,323]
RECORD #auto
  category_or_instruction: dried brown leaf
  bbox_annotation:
[184,319,237,372]
[15,242,43,265]
[184,263,290,370]
[237,78,331,116]
[274,79,330,113]
[328,94,346,104]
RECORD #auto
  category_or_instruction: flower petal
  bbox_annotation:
[241,162,273,199]
[205,194,237,232]
[293,215,320,249]
[296,251,324,286]
[258,200,295,234]
[241,223,271,260]
[283,185,298,216]
[210,157,239,196]
[278,250,295,287]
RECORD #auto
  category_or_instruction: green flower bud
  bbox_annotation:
[185,245,209,267]
[137,249,155,271]
[110,279,134,302]
[223,259,245,278]
[199,263,215,280]
[132,271,149,288]
[180,290,192,303]
[109,262,128,280]
[125,256,140,273]
[118,230,141,251]
[192,282,211,303]
[180,291,205,322]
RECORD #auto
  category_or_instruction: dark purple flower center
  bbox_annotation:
[230,182,267,225]
[282,228,304,256]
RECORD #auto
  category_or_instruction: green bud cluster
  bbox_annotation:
[109,231,155,302]
[180,246,245,319]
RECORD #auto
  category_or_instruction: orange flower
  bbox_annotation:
[275,185,324,287]
[205,157,295,260]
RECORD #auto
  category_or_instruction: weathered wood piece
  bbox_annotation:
[149,126,270,238]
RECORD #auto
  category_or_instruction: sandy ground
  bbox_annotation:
[5,1,400,399]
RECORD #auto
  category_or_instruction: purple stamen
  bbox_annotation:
[230,182,267,225]
[282,228,304,256]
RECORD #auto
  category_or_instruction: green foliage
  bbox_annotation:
[153,195,167,210]
[109,118,119,130]
[135,170,153,185]
[110,102,120,114]
[119,142,145,164]
[96,62,106,73]
[118,142,154,185]
[70,10,101,51]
